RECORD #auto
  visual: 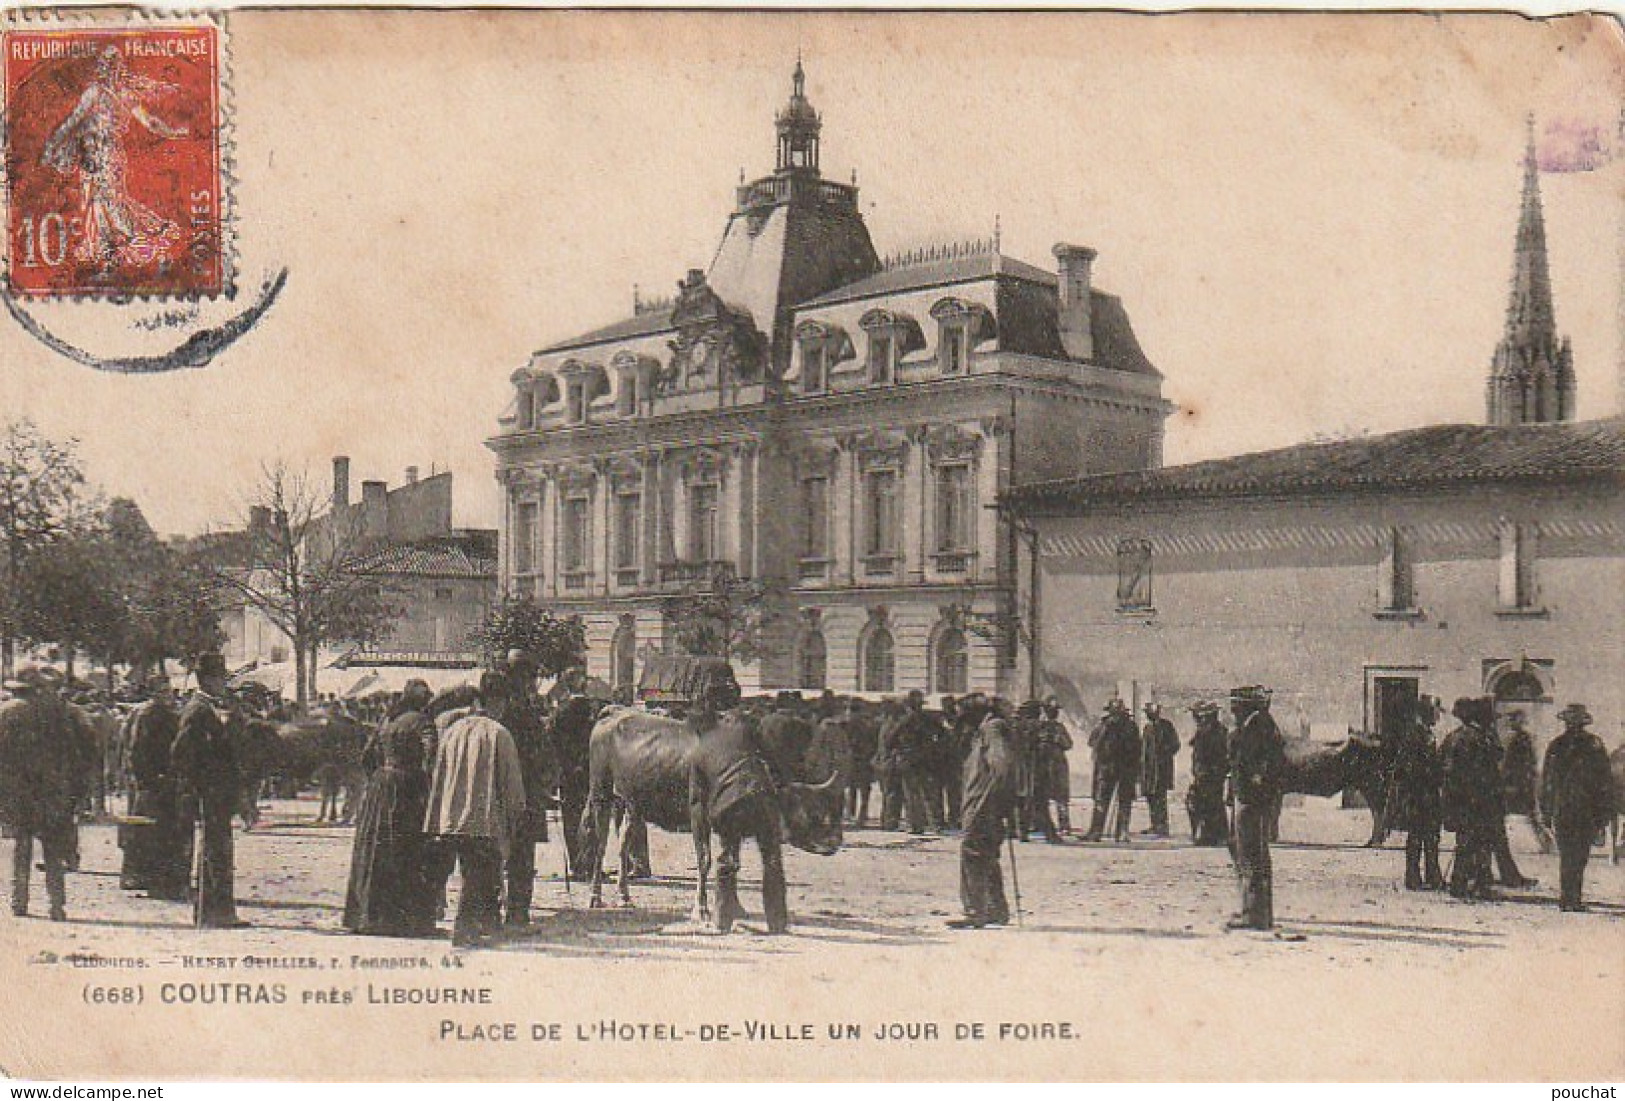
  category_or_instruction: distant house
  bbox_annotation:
[212,460,497,694]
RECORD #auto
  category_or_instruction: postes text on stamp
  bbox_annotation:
[4,25,223,298]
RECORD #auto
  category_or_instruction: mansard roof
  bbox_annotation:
[798,251,1055,307]
[1006,416,1625,512]
[538,307,676,355]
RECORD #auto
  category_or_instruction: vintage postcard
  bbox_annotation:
[0,7,1620,1084]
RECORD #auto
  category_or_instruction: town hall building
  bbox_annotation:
[487,62,1173,696]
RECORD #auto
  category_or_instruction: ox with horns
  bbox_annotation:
[579,669,843,934]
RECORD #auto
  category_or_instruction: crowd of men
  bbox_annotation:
[0,653,1617,942]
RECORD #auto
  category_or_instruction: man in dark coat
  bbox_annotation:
[1501,709,1553,854]
[1,666,96,921]
[121,680,190,899]
[1385,694,1445,891]
[1082,698,1140,842]
[170,654,249,928]
[935,696,964,830]
[1440,696,1500,901]
[897,691,942,835]
[949,696,1015,929]
[1140,702,1180,838]
[845,702,878,827]
[1540,704,1616,912]
[872,700,906,831]
[1185,701,1229,846]
[1035,699,1074,839]
[496,648,554,928]
[1226,685,1285,931]
[807,697,853,835]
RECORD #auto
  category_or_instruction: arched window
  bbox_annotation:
[610,619,637,690]
[933,627,968,695]
[798,629,827,691]
[860,626,895,693]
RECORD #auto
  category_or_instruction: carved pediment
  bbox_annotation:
[930,297,998,345]
[850,431,910,471]
[557,465,597,496]
[662,269,767,393]
[676,446,728,484]
[794,445,839,480]
[859,308,927,355]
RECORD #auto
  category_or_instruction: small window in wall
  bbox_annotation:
[801,476,829,559]
[802,342,827,394]
[861,627,895,693]
[933,627,968,694]
[941,325,967,375]
[1377,526,1416,613]
[799,629,827,691]
[1497,519,1542,612]
[514,500,540,577]
[688,483,719,562]
[864,470,899,557]
[562,497,591,573]
[614,492,641,572]
[435,586,454,601]
[934,464,974,552]
[868,331,894,383]
[1116,538,1153,612]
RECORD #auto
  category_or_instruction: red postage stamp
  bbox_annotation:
[4,25,225,298]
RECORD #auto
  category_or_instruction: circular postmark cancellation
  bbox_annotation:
[4,21,227,299]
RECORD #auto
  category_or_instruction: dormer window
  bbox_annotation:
[941,326,967,375]
[794,320,852,395]
[859,308,924,385]
[930,297,995,377]
[517,388,536,430]
[566,381,586,424]
[868,331,893,383]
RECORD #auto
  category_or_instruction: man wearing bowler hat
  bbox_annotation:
[1226,685,1284,930]
[1440,696,1500,901]
[1540,704,1615,912]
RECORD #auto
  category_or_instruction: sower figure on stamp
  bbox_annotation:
[1185,701,1230,846]
[1540,704,1615,913]
[0,666,96,922]
[169,653,249,929]
[1440,696,1500,901]
[949,695,1016,929]
[1139,702,1180,838]
[122,677,191,900]
[1386,694,1445,891]
[1082,698,1139,842]
[1225,685,1285,932]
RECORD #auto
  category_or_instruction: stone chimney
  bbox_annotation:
[332,455,351,511]
[1052,243,1097,362]
[404,465,419,485]
[361,480,389,542]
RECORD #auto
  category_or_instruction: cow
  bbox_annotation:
[275,708,368,822]
[580,704,843,933]
[1273,731,1391,846]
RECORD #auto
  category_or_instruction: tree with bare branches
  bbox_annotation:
[209,463,401,707]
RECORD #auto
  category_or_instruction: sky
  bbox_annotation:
[1,10,1620,536]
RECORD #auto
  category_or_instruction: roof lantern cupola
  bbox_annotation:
[775,55,821,176]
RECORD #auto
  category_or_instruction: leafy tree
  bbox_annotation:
[12,522,127,682]
[658,567,788,664]
[0,418,89,677]
[471,596,585,676]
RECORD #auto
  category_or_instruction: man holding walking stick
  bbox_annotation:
[171,653,249,929]
[948,695,1019,930]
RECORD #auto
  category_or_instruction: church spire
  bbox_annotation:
[1487,118,1575,425]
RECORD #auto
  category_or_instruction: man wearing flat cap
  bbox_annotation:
[170,653,249,928]
[0,666,97,921]
[1440,696,1500,901]
[1185,701,1229,847]
[1226,686,1285,930]
[1540,704,1615,912]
